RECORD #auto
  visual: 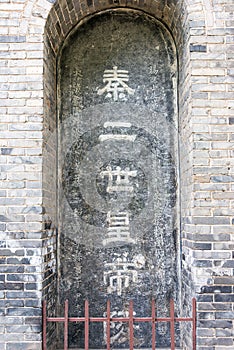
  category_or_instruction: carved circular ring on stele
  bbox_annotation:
[62,124,168,227]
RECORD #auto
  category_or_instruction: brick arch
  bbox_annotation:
[44,1,186,55]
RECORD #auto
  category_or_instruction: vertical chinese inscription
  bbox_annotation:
[98,114,143,301]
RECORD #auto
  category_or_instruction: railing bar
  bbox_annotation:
[192,298,196,350]
[106,300,111,350]
[69,317,86,322]
[152,299,156,350]
[46,316,194,323]
[46,316,194,322]
[42,300,47,350]
[170,299,175,350]
[47,318,65,322]
[129,300,134,350]
[85,300,89,350]
[88,317,173,322]
[64,300,69,350]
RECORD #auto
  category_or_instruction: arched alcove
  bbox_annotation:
[44,4,194,346]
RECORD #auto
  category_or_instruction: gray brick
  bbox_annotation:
[6,258,30,265]
[0,316,23,325]
[0,283,24,291]
[197,328,215,337]
[5,300,24,307]
[211,175,234,183]
[190,44,207,52]
[0,249,24,256]
[6,292,41,299]
[212,303,233,311]
[216,329,233,337]
[213,243,234,250]
[0,148,12,155]
[222,260,234,268]
[215,294,234,302]
[0,224,6,231]
[7,274,37,282]
[24,317,42,325]
[0,198,25,206]
[193,251,231,259]
[7,307,41,316]
[24,334,41,341]
[192,242,212,250]
[6,325,31,333]
[197,337,217,346]
[214,277,234,285]
[198,320,233,329]
[0,266,24,273]
[216,338,233,346]
[215,311,234,319]
[6,343,41,350]
[193,260,213,267]
[193,217,230,225]
[200,286,231,294]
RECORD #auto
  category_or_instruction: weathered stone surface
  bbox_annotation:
[59,11,178,348]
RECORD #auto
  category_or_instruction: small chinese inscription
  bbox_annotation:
[97,66,135,101]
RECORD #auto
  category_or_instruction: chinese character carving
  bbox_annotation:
[103,309,137,345]
[103,211,135,246]
[99,121,136,142]
[100,166,137,193]
[97,66,135,101]
[104,255,138,296]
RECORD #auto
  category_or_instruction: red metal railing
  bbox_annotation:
[43,298,196,350]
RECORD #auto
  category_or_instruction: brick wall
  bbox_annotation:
[0,0,46,347]
[0,0,233,349]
